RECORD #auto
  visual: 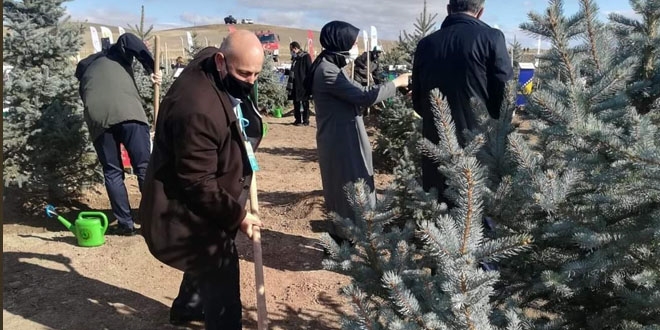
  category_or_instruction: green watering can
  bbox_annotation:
[272,107,283,118]
[45,204,108,247]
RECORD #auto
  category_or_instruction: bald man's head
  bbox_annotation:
[215,30,265,85]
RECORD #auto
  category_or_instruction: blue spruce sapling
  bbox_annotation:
[3,0,99,200]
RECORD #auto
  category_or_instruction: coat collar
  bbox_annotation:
[441,12,490,29]
[200,54,239,125]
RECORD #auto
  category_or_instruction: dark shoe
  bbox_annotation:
[293,121,302,126]
[169,309,204,325]
[107,224,137,236]
[303,122,310,126]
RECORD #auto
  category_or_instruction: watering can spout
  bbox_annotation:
[45,204,74,232]
[59,216,74,232]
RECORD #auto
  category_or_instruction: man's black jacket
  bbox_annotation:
[353,51,381,86]
[412,13,513,145]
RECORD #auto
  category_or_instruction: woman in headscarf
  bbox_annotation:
[305,20,411,244]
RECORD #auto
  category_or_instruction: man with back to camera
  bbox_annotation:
[138,30,264,329]
[75,32,162,236]
[411,0,513,206]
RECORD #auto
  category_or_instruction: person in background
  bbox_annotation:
[353,45,383,87]
[305,20,411,245]
[75,32,162,236]
[139,30,264,329]
[172,56,186,78]
[411,0,513,206]
[286,41,313,126]
[353,45,385,114]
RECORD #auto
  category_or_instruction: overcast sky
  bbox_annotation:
[65,0,635,48]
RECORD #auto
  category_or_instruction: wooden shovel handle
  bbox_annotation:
[250,174,268,330]
[153,35,161,128]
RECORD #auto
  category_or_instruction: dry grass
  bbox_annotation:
[6,20,532,66]
[75,22,398,65]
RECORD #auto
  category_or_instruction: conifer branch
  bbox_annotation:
[417,221,454,258]
[549,10,577,86]
[382,272,430,329]
[460,167,475,256]
[346,286,376,330]
[431,92,460,157]
[580,0,602,72]
[460,273,478,330]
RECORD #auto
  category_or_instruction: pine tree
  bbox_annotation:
[379,46,409,72]
[127,5,154,42]
[330,1,660,328]
[185,31,204,61]
[489,1,660,327]
[374,94,422,172]
[323,90,531,330]
[396,0,438,67]
[255,55,287,113]
[329,1,659,328]
[609,0,660,115]
[3,0,100,201]
[375,0,438,171]
[509,38,523,81]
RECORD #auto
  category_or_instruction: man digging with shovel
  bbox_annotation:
[139,30,265,329]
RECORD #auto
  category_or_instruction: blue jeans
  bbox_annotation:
[93,121,150,228]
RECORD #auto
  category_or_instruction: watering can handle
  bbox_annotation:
[97,213,109,234]
[101,214,108,234]
[78,211,109,234]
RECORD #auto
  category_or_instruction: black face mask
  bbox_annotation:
[222,61,254,99]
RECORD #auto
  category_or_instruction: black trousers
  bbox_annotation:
[292,99,310,124]
[421,155,456,208]
[92,121,150,228]
[171,248,242,329]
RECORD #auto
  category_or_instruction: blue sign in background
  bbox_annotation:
[517,65,535,106]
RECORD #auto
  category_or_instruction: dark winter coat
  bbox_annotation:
[353,51,381,86]
[138,47,264,272]
[75,33,155,141]
[411,13,513,197]
[286,51,312,101]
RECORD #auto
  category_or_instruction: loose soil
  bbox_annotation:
[2,111,393,330]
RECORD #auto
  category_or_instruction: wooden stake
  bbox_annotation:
[366,42,371,89]
[249,174,268,330]
[366,41,372,116]
[351,61,355,80]
[153,35,161,129]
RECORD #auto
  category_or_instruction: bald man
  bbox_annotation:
[139,30,265,329]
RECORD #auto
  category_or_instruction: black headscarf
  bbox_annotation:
[304,20,360,96]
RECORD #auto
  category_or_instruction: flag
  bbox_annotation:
[370,26,378,51]
[186,31,194,52]
[100,26,114,43]
[90,27,101,53]
[307,30,315,60]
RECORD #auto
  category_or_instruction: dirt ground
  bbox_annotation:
[2,111,393,330]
